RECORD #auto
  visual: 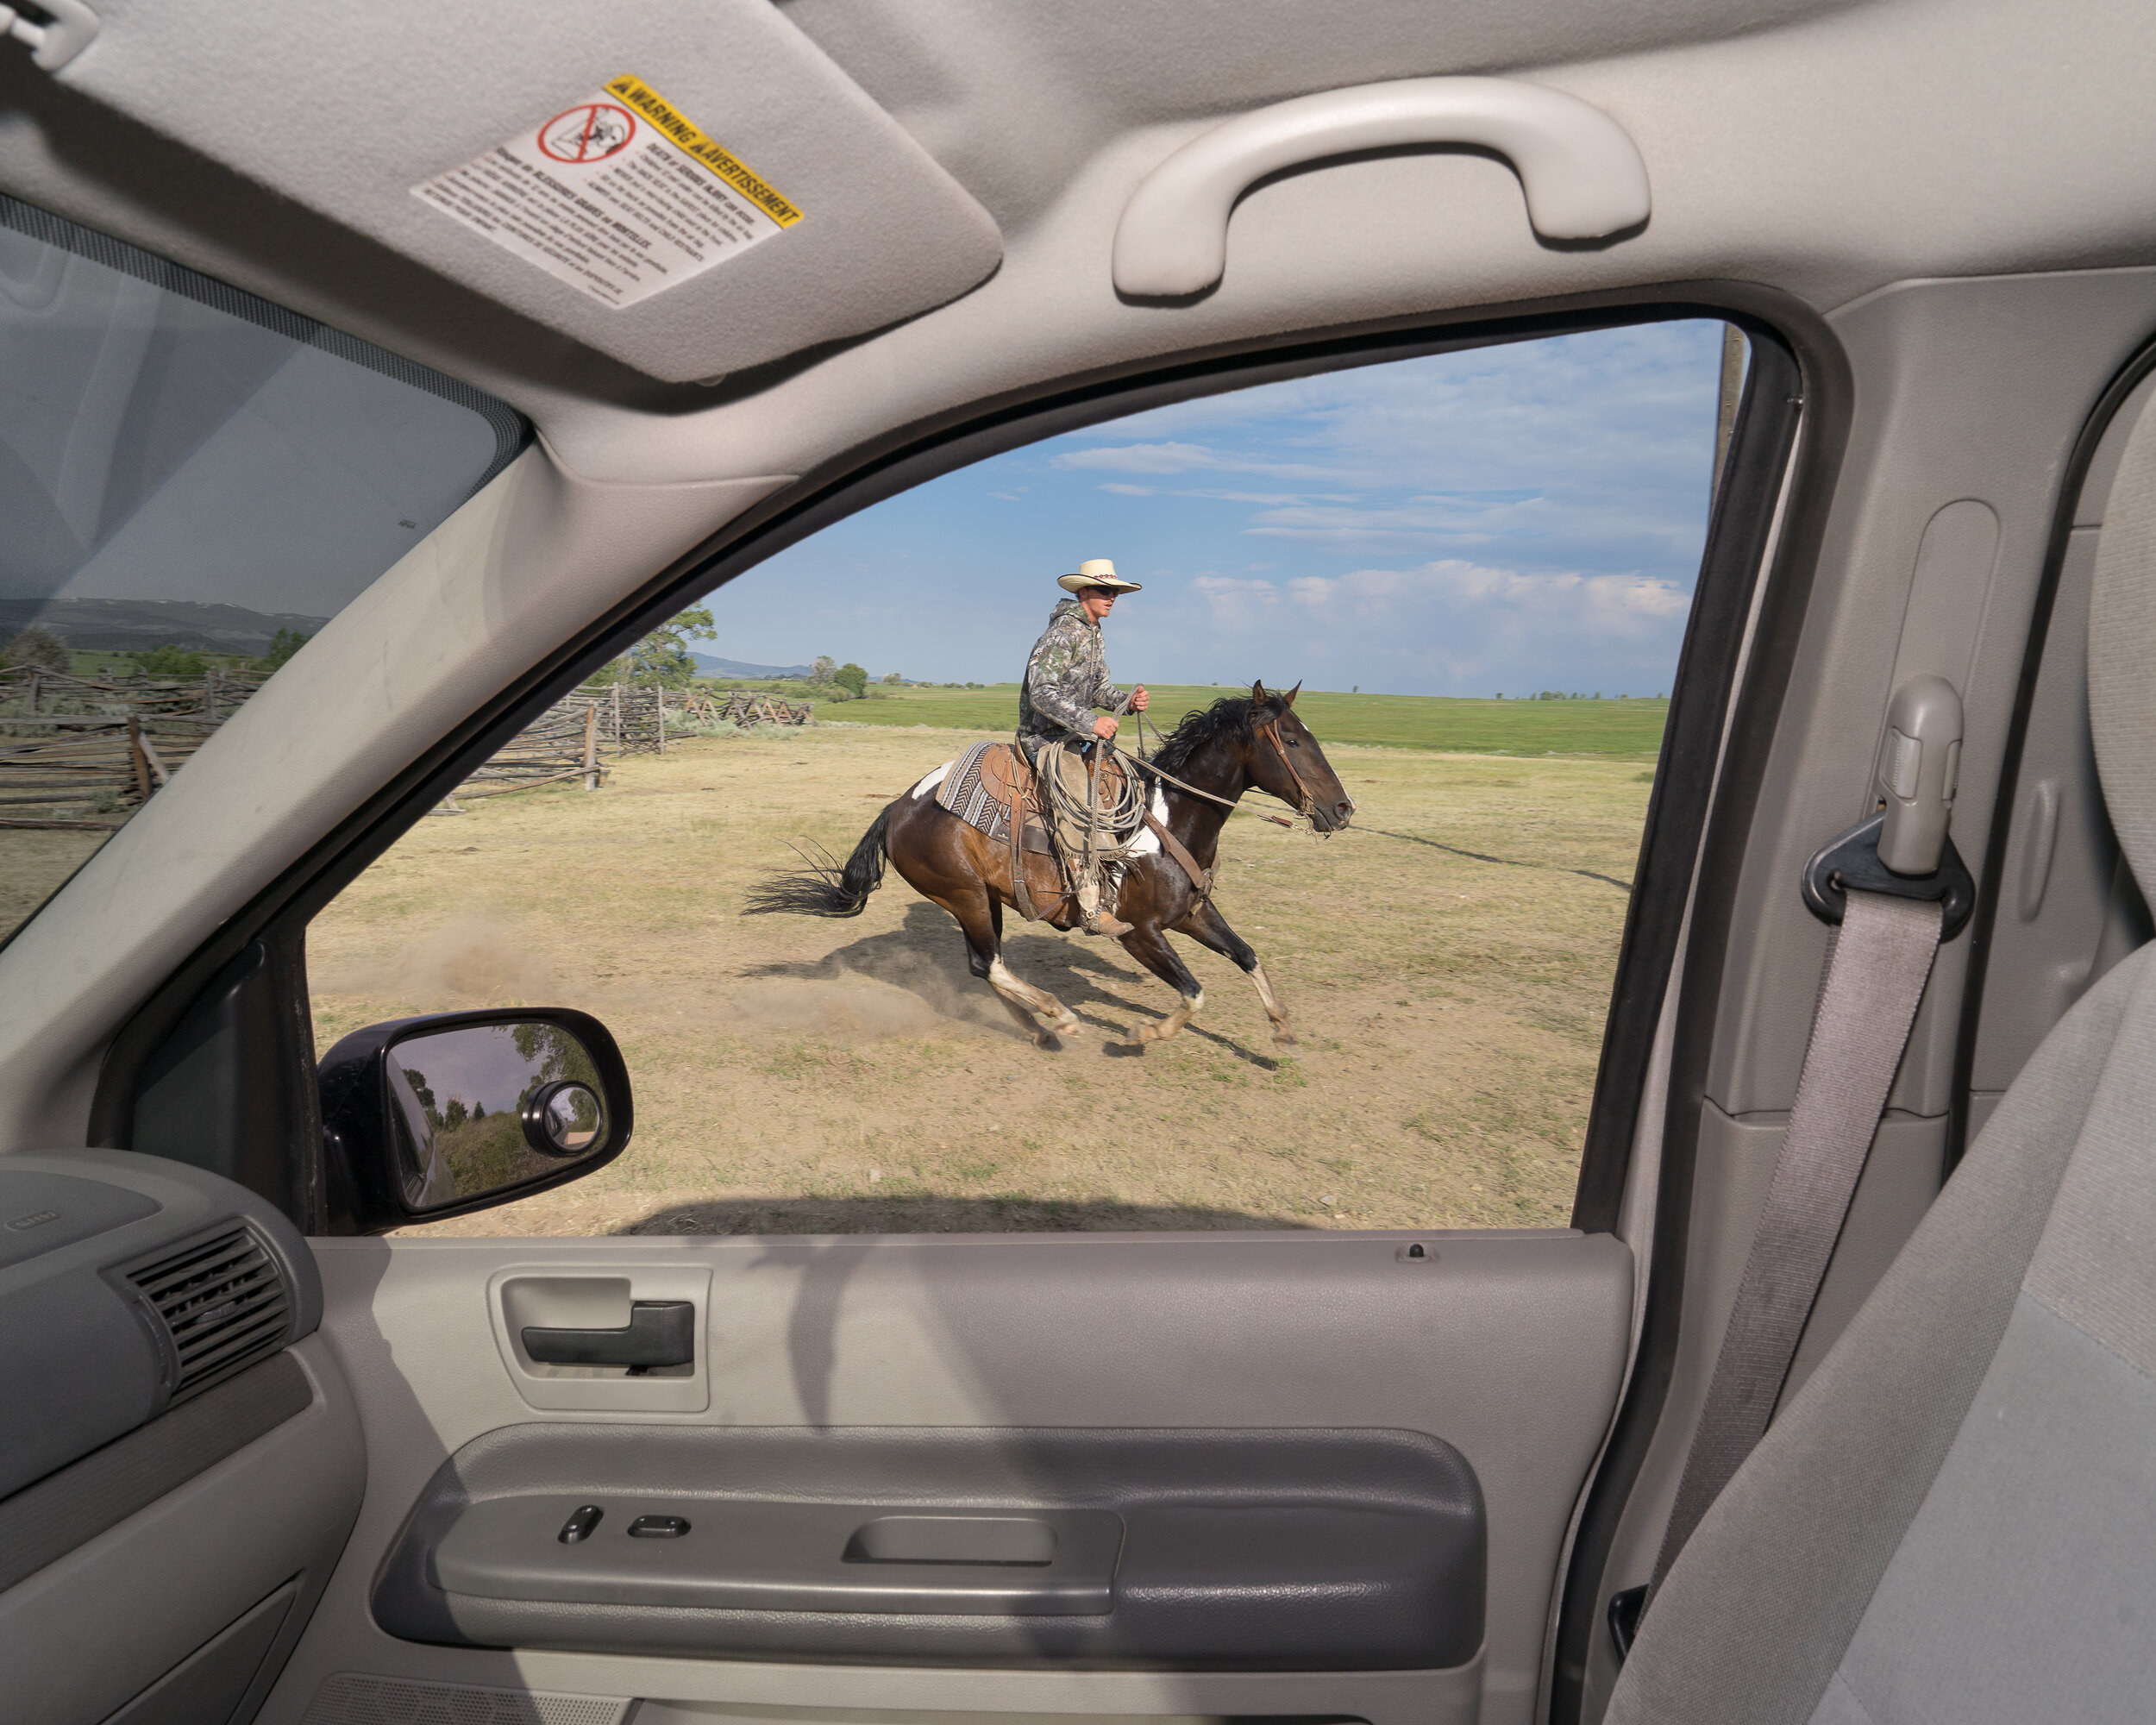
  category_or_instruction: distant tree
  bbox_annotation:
[0,625,68,673]
[811,655,837,684]
[443,1097,469,1131]
[256,628,311,673]
[138,643,208,678]
[835,662,868,699]
[403,1067,441,1128]
[881,671,903,685]
[602,605,716,687]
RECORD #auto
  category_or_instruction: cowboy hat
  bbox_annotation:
[1057,557,1143,594]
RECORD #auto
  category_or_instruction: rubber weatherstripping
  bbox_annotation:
[0,1351,311,1593]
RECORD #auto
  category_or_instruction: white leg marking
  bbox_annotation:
[989,957,1081,1036]
[1249,961,1296,1046]
[1141,985,1203,1046]
[910,762,953,800]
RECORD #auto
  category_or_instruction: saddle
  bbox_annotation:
[934,741,1210,924]
[934,741,1095,924]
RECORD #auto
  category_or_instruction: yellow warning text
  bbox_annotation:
[605,75,805,227]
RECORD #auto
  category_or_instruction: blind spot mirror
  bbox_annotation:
[319,1008,632,1233]
[525,1078,605,1157]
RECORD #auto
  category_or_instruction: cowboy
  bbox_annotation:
[1018,558,1151,936]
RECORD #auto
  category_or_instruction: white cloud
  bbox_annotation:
[725,321,1726,694]
[1289,560,1686,627]
[1053,441,1352,483]
[1156,559,1692,686]
[1189,574,1282,625]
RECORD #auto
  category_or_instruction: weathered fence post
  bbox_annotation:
[612,681,624,748]
[204,666,218,718]
[127,715,152,800]
[582,702,599,791]
[25,669,38,714]
[656,686,667,754]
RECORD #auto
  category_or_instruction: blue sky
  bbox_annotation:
[708,319,1728,696]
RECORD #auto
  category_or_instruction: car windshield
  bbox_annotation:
[0,198,523,941]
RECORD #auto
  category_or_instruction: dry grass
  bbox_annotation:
[0,829,108,939]
[305,723,1650,1237]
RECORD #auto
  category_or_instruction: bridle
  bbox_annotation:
[1118,707,1322,830]
[1251,713,1320,825]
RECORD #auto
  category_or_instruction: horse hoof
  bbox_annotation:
[1272,1034,1300,1057]
[1057,1016,1083,1038]
[1136,1025,1159,1046]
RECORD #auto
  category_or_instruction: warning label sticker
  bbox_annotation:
[412,75,804,310]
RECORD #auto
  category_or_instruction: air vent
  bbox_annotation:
[126,1225,291,1401]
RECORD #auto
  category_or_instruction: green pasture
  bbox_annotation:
[760,682,1670,757]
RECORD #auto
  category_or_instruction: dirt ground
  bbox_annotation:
[0,828,110,940]
[303,721,1651,1237]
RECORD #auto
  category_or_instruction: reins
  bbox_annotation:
[1119,707,1305,829]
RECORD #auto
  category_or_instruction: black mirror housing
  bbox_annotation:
[317,1007,632,1234]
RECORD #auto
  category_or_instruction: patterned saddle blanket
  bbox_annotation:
[933,741,1031,844]
[931,741,1135,847]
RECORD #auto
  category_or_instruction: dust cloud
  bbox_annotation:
[310,913,559,1012]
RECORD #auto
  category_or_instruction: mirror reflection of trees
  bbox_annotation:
[387,1021,609,1208]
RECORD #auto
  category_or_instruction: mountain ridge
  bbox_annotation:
[692,654,817,680]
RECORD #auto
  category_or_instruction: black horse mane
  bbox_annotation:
[1150,694,1280,776]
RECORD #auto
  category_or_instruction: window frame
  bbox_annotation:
[81,285,1841,1266]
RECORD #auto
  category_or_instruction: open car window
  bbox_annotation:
[0,198,524,943]
[310,318,1736,1237]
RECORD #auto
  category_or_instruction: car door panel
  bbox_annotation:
[261,1231,1629,1725]
[377,1425,1484,1668]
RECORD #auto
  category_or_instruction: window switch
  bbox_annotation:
[628,1514,690,1539]
[558,1505,603,1544]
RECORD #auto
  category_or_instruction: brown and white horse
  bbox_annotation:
[745,682,1355,1050]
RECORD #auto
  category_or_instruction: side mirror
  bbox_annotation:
[317,1007,632,1233]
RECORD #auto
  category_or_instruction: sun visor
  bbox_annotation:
[54,0,1002,383]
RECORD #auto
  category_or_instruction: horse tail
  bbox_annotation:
[743,807,891,918]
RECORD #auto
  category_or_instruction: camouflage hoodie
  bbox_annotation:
[1018,597,1126,750]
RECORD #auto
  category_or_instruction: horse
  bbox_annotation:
[744,681,1356,1051]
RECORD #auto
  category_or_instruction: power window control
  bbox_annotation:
[558,1505,604,1544]
[628,1515,690,1539]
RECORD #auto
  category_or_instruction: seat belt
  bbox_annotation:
[1648,676,1977,1600]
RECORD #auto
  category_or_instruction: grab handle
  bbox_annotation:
[1112,77,1651,297]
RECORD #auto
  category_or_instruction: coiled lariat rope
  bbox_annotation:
[1037,702,1309,898]
[1040,731,1154,863]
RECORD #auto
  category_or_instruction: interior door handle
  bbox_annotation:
[523,1300,696,1368]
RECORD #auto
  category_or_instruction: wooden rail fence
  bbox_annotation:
[0,669,815,828]
[0,665,266,830]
